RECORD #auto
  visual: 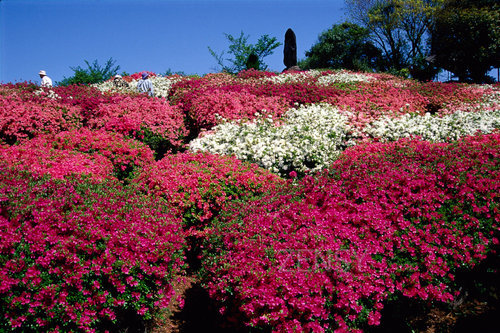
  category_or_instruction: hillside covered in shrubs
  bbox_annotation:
[1,69,499,332]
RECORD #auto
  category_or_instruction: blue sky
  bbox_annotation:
[0,0,348,84]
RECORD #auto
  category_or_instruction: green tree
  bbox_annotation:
[58,58,120,86]
[208,31,281,73]
[299,22,382,71]
[345,0,442,79]
[431,0,500,83]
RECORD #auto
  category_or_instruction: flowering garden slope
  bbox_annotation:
[200,134,500,332]
[0,70,499,332]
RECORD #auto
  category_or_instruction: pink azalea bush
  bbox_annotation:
[408,81,489,114]
[133,152,284,228]
[49,85,117,121]
[89,94,188,154]
[0,168,186,332]
[188,90,289,130]
[24,129,156,181]
[0,91,82,144]
[0,142,114,182]
[236,69,278,79]
[200,133,500,332]
[124,71,157,82]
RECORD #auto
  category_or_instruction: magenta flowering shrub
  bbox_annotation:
[50,85,116,121]
[89,94,187,153]
[134,152,284,228]
[230,82,343,107]
[0,92,82,144]
[236,69,278,79]
[25,128,156,180]
[200,133,500,332]
[0,168,186,332]
[408,81,489,114]
[0,140,114,182]
[124,71,157,81]
[189,90,289,130]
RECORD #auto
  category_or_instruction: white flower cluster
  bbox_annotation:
[92,75,184,98]
[316,70,375,86]
[479,86,500,106]
[262,70,322,84]
[189,103,356,176]
[364,109,500,142]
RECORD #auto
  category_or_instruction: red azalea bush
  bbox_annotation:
[0,92,82,144]
[200,133,500,332]
[408,81,490,114]
[0,83,118,127]
[188,90,289,130]
[133,152,284,228]
[89,94,188,154]
[24,129,156,181]
[236,69,278,79]
[49,85,116,122]
[224,81,342,107]
[0,140,114,182]
[124,71,157,81]
[0,168,186,332]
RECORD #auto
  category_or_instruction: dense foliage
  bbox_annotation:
[208,32,282,73]
[431,0,500,83]
[58,58,121,86]
[344,0,443,79]
[299,22,382,72]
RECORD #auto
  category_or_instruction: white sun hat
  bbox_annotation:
[39,70,47,76]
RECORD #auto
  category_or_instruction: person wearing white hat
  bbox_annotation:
[113,74,129,89]
[39,70,53,88]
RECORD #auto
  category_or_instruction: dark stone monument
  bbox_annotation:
[283,28,300,72]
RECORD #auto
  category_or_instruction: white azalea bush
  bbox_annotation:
[262,70,322,84]
[92,75,184,98]
[190,103,357,176]
[262,69,377,86]
[364,109,500,142]
[315,70,375,85]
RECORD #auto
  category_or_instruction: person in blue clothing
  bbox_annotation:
[137,72,154,96]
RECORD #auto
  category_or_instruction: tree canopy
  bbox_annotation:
[208,32,281,73]
[431,0,500,82]
[299,22,382,72]
[344,0,443,79]
[58,58,120,86]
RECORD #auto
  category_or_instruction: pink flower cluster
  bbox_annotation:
[89,94,187,151]
[1,84,188,155]
[200,133,500,332]
[236,69,278,79]
[0,169,186,332]
[189,90,289,130]
[123,71,157,82]
[0,90,82,143]
[134,152,284,228]
[37,129,154,180]
[50,84,116,120]
[0,141,114,181]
